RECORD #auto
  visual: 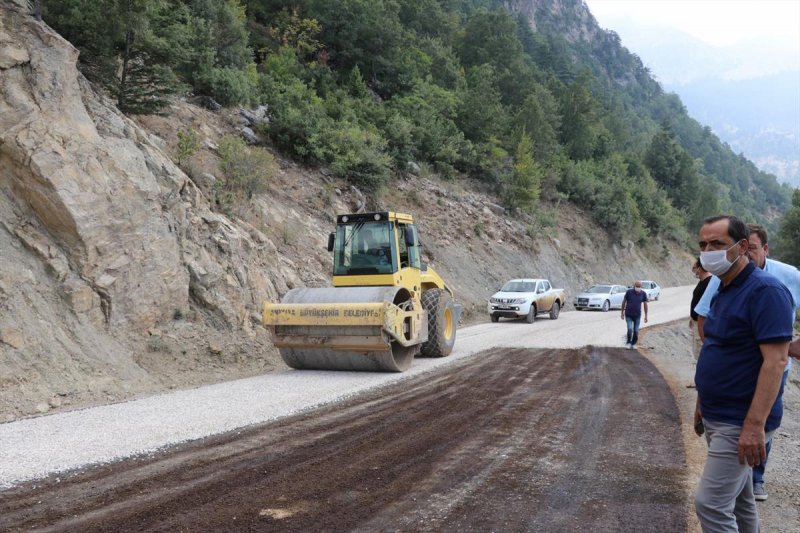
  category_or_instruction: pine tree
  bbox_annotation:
[116,0,183,114]
[43,0,185,114]
[776,189,800,266]
[559,71,598,160]
[644,128,700,212]
[504,131,542,212]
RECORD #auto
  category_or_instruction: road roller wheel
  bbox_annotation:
[420,289,456,357]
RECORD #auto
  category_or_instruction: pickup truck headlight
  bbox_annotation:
[511,298,527,304]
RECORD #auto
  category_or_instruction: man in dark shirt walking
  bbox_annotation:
[621,280,648,349]
[690,259,712,360]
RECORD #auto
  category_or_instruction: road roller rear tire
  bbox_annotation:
[420,289,456,357]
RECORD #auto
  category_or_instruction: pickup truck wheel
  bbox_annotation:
[490,314,499,323]
[549,301,560,320]
[601,300,610,312]
[525,304,536,324]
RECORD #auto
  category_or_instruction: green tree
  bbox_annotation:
[558,71,600,160]
[175,128,199,167]
[514,85,561,164]
[504,132,542,212]
[181,0,256,104]
[301,0,405,95]
[456,65,508,144]
[44,0,186,114]
[775,189,800,266]
[458,9,522,71]
[312,124,392,191]
[217,135,277,201]
[644,128,700,212]
[387,80,468,167]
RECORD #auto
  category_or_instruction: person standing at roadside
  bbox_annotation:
[689,259,712,360]
[694,223,800,502]
[621,281,648,349]
[693,215,792,531]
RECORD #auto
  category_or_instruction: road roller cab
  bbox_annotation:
[263,212,461,372]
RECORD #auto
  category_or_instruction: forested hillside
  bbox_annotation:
[40,0,795,249]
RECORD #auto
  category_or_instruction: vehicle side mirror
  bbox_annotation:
[327,233,335,252]
[405,226,415,247]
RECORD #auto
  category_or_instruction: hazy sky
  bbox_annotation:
[584,0,800,76]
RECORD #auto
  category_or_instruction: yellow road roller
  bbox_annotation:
[263,211,462,371]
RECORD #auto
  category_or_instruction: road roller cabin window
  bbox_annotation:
[333,221,397,275]
[398,224,421,269]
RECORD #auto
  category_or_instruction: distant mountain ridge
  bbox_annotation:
[667,72,800,188]
[582,18,800,187]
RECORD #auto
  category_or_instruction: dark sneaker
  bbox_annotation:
[753,482,768,501]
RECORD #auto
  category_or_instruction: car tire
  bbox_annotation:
[490,314,499,323]
[549,301,560,320]
[525,304,536,323]
[601,300,610,312]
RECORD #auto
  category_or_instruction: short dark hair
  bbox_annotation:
[702,215,748,243]
[747,223,768,245]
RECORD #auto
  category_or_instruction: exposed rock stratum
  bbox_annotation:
[0,1,280,418]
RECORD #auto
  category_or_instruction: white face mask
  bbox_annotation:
[700,242,740,277]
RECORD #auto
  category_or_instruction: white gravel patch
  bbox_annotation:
[0,286,694,489]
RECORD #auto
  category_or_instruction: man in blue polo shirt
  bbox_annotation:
[620,280,648,349]
[693,215,793,532]
[694,223,800,502]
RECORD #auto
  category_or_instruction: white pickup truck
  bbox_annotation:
[487,278,567,323]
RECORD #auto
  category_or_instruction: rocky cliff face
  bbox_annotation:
[504,0,601,43]
[0,1,280,418]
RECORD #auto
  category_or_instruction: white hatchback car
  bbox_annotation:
[640,280,661,301]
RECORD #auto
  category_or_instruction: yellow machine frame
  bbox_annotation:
[262,211,458,371]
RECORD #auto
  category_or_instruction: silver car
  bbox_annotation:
[640,280,661,301]
[573,284,627,312]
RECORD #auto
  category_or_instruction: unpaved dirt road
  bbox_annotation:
[0,346,687,532]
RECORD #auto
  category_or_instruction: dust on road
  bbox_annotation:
[0,347,687,532]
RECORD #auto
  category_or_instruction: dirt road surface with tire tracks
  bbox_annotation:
[1,346,687,532]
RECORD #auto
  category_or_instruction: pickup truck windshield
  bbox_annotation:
[501,281,536,292]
